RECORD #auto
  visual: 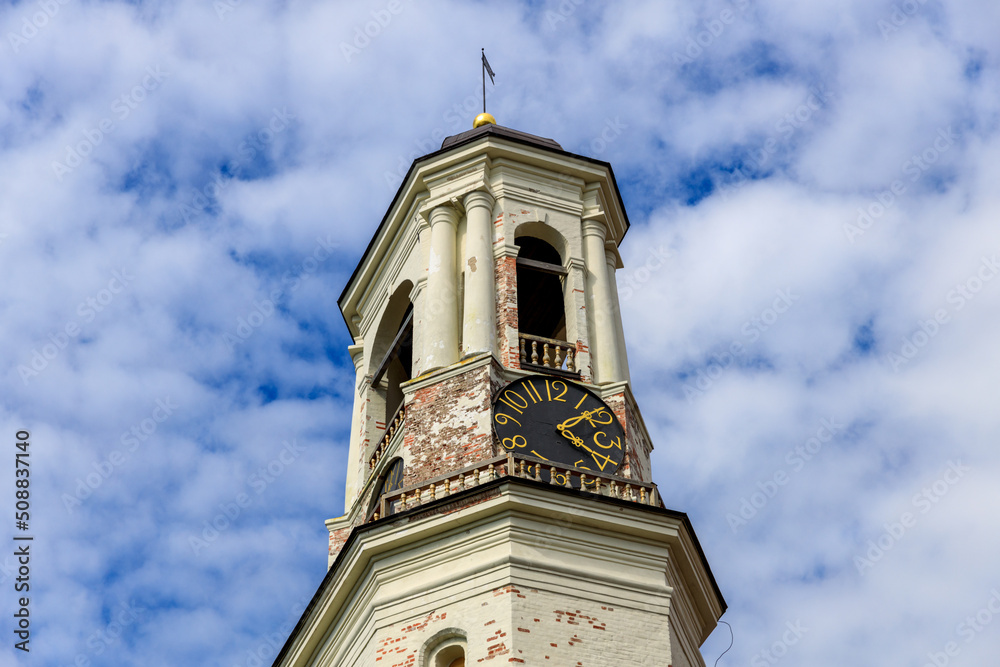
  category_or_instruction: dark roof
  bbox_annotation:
[441,123,563,151]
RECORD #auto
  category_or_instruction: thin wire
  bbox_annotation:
[713,620,734,667]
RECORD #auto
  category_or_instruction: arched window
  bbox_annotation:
[367,457,404,520]
[422,631,467,667]
[514,235,577,374]
[370,284,414,427]
[516,237,566,341]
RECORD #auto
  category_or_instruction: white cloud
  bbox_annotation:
[1,0,999,664]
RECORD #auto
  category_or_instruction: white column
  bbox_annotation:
[462,190,496,357]
[423,205,460,371]
[605,242,630,383]
[343,343,366,511]
[582,219,621,383]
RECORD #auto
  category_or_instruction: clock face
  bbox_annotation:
[368,457,404,517]
[492,375,625,475]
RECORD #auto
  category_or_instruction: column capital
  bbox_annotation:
[463,189,495,211]
[348,344,365,372]
[581,218,608,240]
[604,241,622,270]
[428,204,460,228]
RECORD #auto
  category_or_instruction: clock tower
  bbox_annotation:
[272,116,725,667]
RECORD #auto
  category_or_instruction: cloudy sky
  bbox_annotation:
[2,0,999,665]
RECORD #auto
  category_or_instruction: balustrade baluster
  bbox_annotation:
[566,348,575,372]
[542,343,551,367]
[531,341,539,365]
[519,337,526,365]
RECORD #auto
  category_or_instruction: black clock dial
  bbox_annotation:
[492,375,625,475]
[368,457,404,517]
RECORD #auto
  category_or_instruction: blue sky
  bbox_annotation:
[2,0,1000,665]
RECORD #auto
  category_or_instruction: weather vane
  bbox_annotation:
[481,48,495,115]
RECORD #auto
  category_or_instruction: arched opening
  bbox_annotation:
[516,237,566,341]
[369,283,414,427]
[422,630,467,667]
[367,457,404,519]
[435,647,464,667]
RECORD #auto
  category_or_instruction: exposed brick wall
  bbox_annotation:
[366,583,673,665]
[604,391,652,483]
[402,364,495,488]
[328,526,352,561]
[495,253,520,370]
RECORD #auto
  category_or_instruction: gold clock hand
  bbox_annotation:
[556,423,585,448]
[556,408,606,432]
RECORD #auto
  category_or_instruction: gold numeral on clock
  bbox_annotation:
[588,449,614,471]
[593,432,622,451]
[525,382,543,403]
[499,389,529,414]
[502,435,527,450]
[495,413,521,427]
[551,381,568,402]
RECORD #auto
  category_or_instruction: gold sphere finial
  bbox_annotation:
[473,112,496,128]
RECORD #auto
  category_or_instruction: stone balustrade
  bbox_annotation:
[518,333,577,375]
[368,403,406,472]
[370,452,659,521]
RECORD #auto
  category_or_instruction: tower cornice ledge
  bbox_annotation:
[275,478,725,667]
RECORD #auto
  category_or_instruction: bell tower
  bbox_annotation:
[273,117,725,667]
